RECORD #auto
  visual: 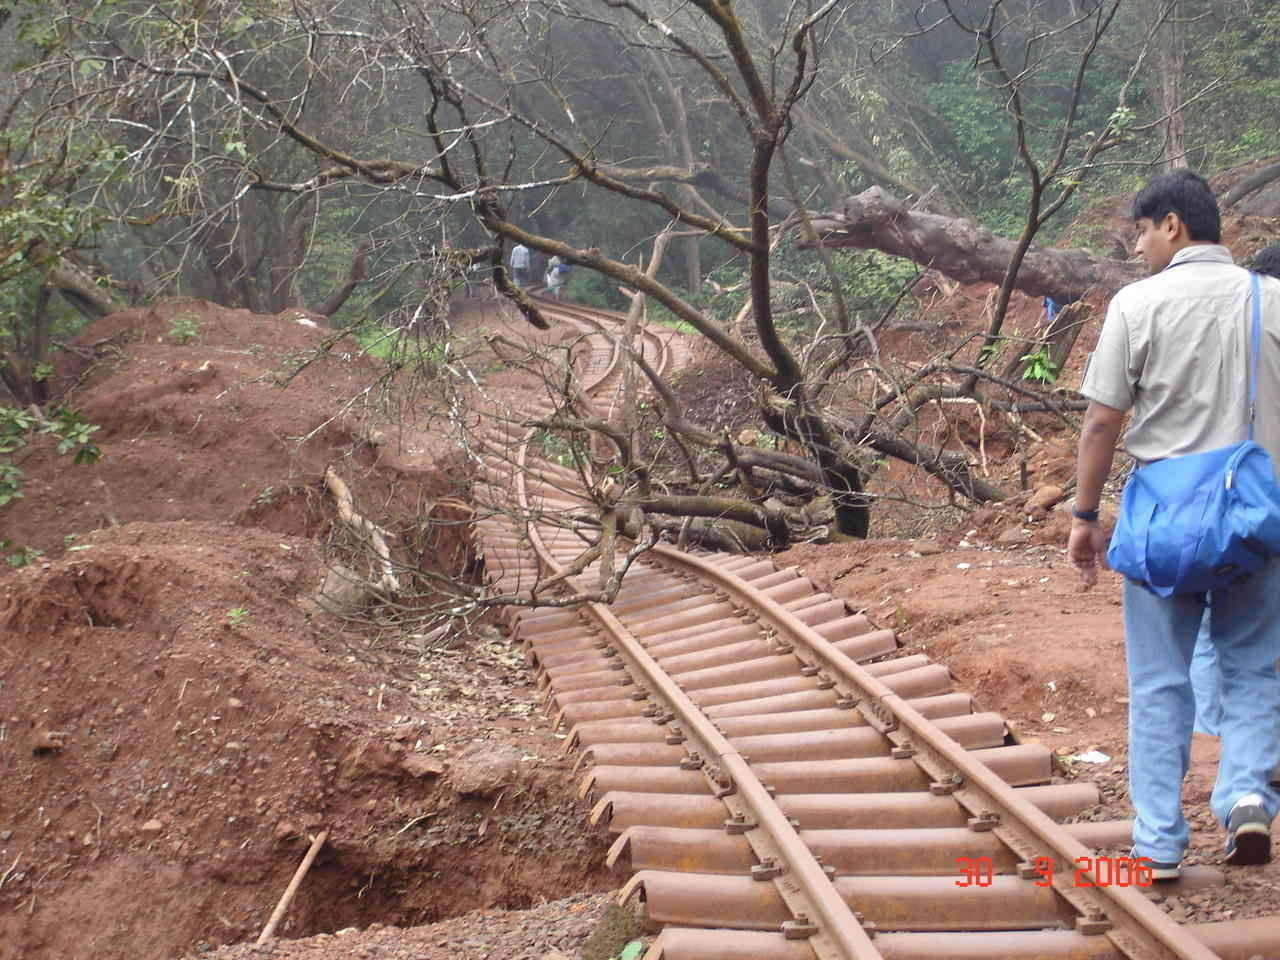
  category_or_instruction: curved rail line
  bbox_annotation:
[468,299,1279,960]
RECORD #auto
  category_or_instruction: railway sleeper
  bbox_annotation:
[545,626,879,696]
[566,694,975,749]
[572,711,1006,768]
[642,922,1280,960]
[535,603,876,675]
[608,822,1132,876]
[552,657,948,727]
[581,743,1052,798]
[544,629,898,700]
[589,782,1099,833]
[624,869,1076,932]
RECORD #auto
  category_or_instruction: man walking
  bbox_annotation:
[1069,170,1280,878]
[510,242,531,287]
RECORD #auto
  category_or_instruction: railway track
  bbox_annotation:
[468,297,1279,960]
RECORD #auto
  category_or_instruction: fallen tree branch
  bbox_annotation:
[324,465,400,593]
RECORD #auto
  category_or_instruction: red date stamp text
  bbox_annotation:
[955,855,1154,888]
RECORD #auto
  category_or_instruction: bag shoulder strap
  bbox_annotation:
[1248,271,1262,441]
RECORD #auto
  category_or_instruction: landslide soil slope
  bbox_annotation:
[0,301,612,960]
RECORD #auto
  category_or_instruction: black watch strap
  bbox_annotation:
[1071,507,1100,522]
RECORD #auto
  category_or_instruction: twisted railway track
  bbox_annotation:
[469,296,1279,960]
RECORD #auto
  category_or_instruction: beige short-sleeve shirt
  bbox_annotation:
[1080,245,1280,464]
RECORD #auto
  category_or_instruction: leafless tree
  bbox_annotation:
[3,0,1193,552]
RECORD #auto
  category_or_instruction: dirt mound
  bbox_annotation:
[11,300,456,557]
[0,301,613,960]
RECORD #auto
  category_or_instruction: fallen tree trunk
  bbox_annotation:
[49,254,128,319]
[802,186,1143,302]
[1219,160,1280,211]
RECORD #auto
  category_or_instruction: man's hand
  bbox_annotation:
[1069,400,1125,589]
[1068,519,1109,588]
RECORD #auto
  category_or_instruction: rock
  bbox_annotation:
[1027,442,1075,485]
[913,540,943,556]
[389,723,417,742]
[400,754,446,778]
[969,508,999,529]
[140,819,164,833]
[451,742,524,797]
[1026,484,1065,517]
[996,525,1031,544]
[30,728,66,755]
[338,737,406,785]
[274,821,299,841]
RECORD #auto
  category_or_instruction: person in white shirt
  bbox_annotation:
[1069,170,1280,878]
[510,243,531,287]
[544,255,568,299]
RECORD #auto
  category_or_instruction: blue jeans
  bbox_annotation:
[1123,566,1280,863]
[1191,615,1223,736]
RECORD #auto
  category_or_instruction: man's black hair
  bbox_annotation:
[1252,244,1280,278]
[1131,169,1222,243]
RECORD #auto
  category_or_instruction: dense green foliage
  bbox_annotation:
[2,0,1277,344]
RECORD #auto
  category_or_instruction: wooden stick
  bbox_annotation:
[256,829,329,945]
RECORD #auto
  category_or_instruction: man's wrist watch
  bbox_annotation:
[1071,506,1100,522]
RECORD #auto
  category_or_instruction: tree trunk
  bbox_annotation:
[1158,4,1186,170]
[804,186,1144,302]
[312,239,370,319]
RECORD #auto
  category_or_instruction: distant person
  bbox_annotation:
[510,242,531,287]
[1069,170,1280,878]
[545,255,569,299]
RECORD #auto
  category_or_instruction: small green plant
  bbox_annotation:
[1,406,100,508]
[225,607,250,627]
[5,543,44,568]
[1020,348,1060,384]
[0,462,23,507]
[168,312,201,344]
[46,408,101,463]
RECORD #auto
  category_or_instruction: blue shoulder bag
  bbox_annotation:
[1107,273,1280,597]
